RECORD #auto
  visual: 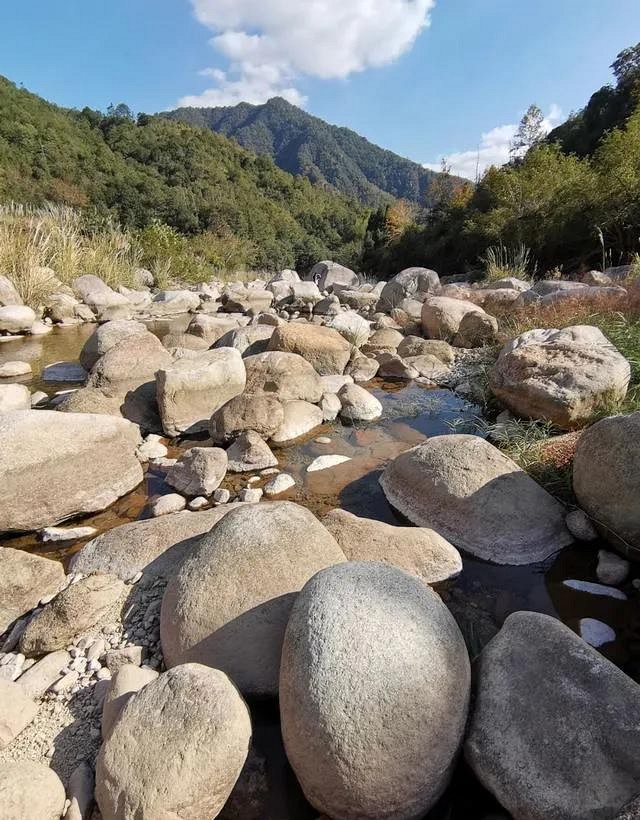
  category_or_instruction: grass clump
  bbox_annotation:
[479,243,535,284]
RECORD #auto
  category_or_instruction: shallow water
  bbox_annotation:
[1,322,638,819]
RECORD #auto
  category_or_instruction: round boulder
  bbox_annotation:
[96,664,251,820]
[244,351,323,403]
[160,502,346,696]
[280,561,470,819]
[166,446,228,496]
[79,320,148,372]
[421,297,487,341]
[267,322,352,376]
[210,393,285,443]
[380,434,572,564]
[573,411,640,553]
[0,760,66,819]
[337,383,383,422]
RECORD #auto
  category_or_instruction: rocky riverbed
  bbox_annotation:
[0,263,639,819]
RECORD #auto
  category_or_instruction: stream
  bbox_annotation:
[1,319,638,818]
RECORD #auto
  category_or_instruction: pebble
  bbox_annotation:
[596,550,630,586]
[565,509,598,542]
[136,439,169,462]
[213,488,231,504]
[563,579,627,600]
[307,454,351,472]
[579,618,616,648]
[314,436,332,444]
[51,670,80,694]
[188,496,209,511]
[126,571,143,585]
[30,390,49,407]
[260,467,280,476]
[0,360,31,378]
[264,473,296,496]
[239,488,263,503]
[96,668,112,681]
[150,493,186,517]
[40,525,98,543]
[247,475,261,484]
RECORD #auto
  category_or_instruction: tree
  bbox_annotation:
[510,104,545,160]
[611,42,640,86]
[106,102,135,120]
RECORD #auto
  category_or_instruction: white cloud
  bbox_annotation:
[424,105,564,180]
[180,0,435,108]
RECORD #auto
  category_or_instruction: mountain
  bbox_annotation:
[0,77,368,270]
[164,97,455,207]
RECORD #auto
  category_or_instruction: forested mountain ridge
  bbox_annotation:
[0,76,368,271]
[164,97,457,207]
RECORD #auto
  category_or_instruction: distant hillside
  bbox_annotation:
[164,97,457,207]
[0,77,368,270]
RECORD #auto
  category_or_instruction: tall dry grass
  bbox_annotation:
[0,203,140,305]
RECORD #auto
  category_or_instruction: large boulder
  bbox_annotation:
[0,761,66,819]
[465,611,640,820]
[87,331,173,395]
[378,268,441,312]
[243,352,323,403]
[20,573,126,656]
[271,400,323,443]
[421,296,487,341]
[0,305,36,334]
[0,274,23,306]
[214,325,275,357]
[0,681,37,749]
[96,664,251,820]
[452,310,498,348]
[0,549,65,635]
[70,506,243,581]
[0,411,142,532]
[187,314,240,344]
[223,287,273,314]
[396,336,454,362]
[491,325,630,429]
[72,274,133,321]
[280,562,470,819]
[337,383,383,422]
[161,502,346,697]
[149,289,201,315]
[322,509,462,584]
[380,434,572,564]
[573,412,640,552]
[210,393,285,443]
[79,320,148,372]
[308,261,358,292]
[156,348,246,437]
[268,322,351,375]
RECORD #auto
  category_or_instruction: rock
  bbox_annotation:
[374,351,419,380]
[65,762,95,820]
[40,525,97,543]
[0,383,31,411]
[105,646,144,674]
[490,326,630,429]
[421,296,487,341]
[238,487,262,503]
[574,412,640,551]
[0,549,65,635]
[73,275,133,321]
[565,509,598,542]
[596,550,630,586]
[17,650,71,698]
[345,353,379,382]
[361,327,404,353]
[313,294,340,316]
[214,489,231,504]
[563,579,627,600]
[396,336,454,362]
[30,390,48,407]
[136,436,167,461]
[226,430,278,472]
[214,324,275,356]
[322,509,462,584]
[378,267,441,311]
[69,507,242,581]
[452,310,499,348]
[79,320,148,372]
[337,383,382,422]
[44,292,80,324]
[166,447,228,496]
[161,502,346,696]
[579,618,616,648]
[320,374,353,394]
[187,314,240,344]
[271,400,323,443]
[380,434,571,565]
[328,311,371,346]
[403,354,450,379]
[0,274,23,306]
[223,287,273,314]
[307,454,351,472]
[268,322,352,375]
[465,611,640,820]
[263,473,295,496]
[308,261,358,292]
[0,760,66,818]
[42,361,87,382]
[210,393,284,443]
[161,332,210,353]
[338,290,379,311]
[20,573,126,656]
[150,493,187,517]
[0,360,31,378]
[96,664,251,820]
[88,331,173,395]
[0,680,38,749]
[149,289,201,315]
[0,305,36,334]
[244,351,323,403]
[0,411,142,532]
[280,562,470,819]
[101,663,159,739]
[157,348,246,437]
[291,281,322,305]
[320,392,341,421]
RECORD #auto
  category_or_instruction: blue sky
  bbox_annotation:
[2,1,639,178]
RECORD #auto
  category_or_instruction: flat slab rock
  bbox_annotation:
[0,548,65,636]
